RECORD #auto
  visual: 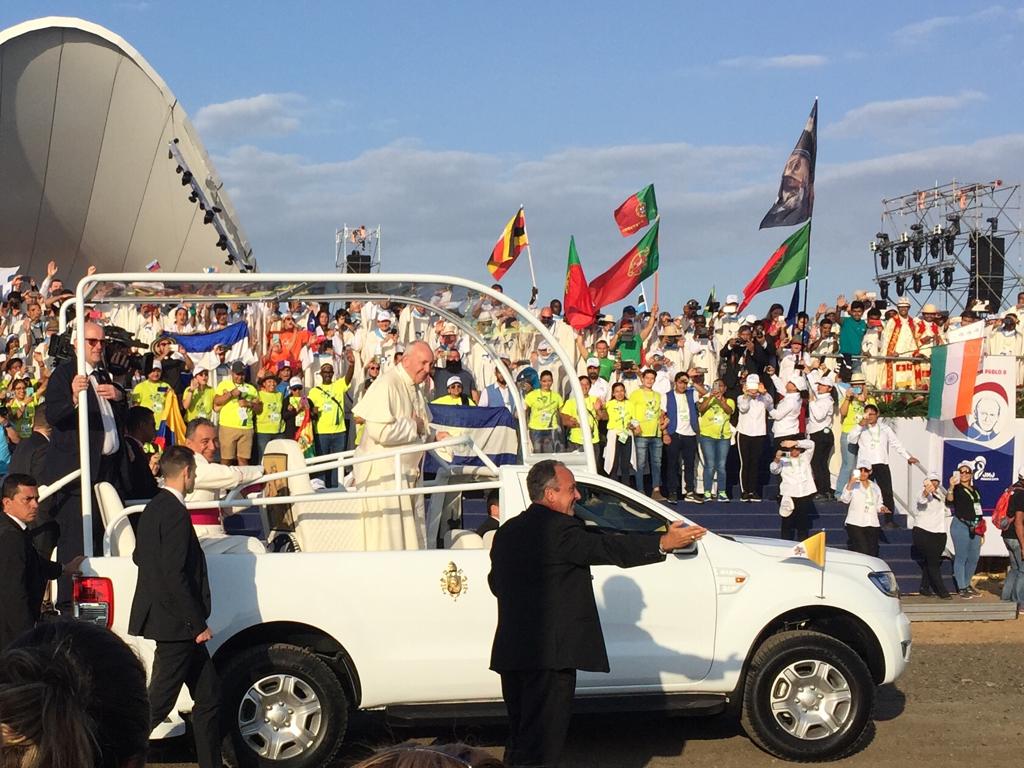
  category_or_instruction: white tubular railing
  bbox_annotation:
[38,469,82,503]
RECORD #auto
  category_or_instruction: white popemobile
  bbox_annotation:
[63,273,911,767]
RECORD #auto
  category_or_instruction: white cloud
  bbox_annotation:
[193,93,305,142]
[895,6,1013,41]
[208,134,1024,313]
[824,91,987,139]
[718,54,827,69]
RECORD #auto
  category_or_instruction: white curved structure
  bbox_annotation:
[0,17,256,280]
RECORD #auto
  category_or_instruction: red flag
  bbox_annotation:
[588,222,660,310]
[563,237,595,330]
[613,184,658,237]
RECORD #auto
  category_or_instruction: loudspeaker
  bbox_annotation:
[346,249,372,274]
[968,234,1005,313]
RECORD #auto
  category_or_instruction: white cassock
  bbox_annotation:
[351,365,431,550]
[186,453,266,554]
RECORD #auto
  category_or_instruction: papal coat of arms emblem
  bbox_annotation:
[440,561,468,600]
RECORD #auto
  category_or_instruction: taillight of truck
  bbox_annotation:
[73,576,114,628]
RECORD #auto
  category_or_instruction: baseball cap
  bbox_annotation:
[192,366,208,376]
[586,357,600,367]
[724,294,739,308]
[599,314,616,324]
[230,360,246,374]
[856,457,873,470]
[745,374,760,390]
[376,309,394,322]
[791,377,808,392]
[926,470,941,482]
[289,376,303,388]
[446,376,463,387]
[277,360,292,371]
[537,341,552,351]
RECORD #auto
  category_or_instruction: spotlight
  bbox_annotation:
[944,233,955,255]
[180,170,193,186]
[946,213,961,235]
[203,209,215,225]
[188,191,199,203]
[912,273,923,293]
[880,251,890,270]
[895,244,908,266]
[987,216,999,232]
[928,235,941,259]
[879,280,890,302]
[943,266,955,288]
[896,276,907,296]
[216,234,229,250]
[912,239,923,263]
[929,268,940,290]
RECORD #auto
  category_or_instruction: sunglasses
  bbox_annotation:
[84,337,105,346]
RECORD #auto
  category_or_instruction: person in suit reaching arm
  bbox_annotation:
[488,459,707,768]
[0,473,84,651]
[128,445,221,768]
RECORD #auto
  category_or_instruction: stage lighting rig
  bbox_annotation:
[879,279,890,302]
[943,266,955,288]
[987,216,999,232]
[928,268,940,290]
[929,226,942,259]
[896,232,909,266]
[871,233,891,269]
[912,273,923,293]
[910,223,924,262]
[896,276,907,296]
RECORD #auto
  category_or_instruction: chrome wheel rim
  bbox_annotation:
[237,674,323,760]
[768,659,853,740]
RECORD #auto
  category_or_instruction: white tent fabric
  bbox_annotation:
[0,17,256,281]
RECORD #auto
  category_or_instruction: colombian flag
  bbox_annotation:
[486,207,529,281]
[153,389,187,451]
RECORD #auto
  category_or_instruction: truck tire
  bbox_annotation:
[221,643,348,768]
[740,630,874,762]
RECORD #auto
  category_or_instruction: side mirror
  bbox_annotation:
[673,541,699,557]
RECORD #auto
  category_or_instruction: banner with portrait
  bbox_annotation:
[941,355,1016,512]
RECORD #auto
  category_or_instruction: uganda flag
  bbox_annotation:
[486,207,529,281]
[588,221,660,310]
[613,184,658,237]
[563,237,596,330]
[737,222,810,313]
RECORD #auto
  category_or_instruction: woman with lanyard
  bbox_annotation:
[834,373,873,498]
[946,462,984,598]
[913,470,953,599]
[603,382,636,488]
[735,374,773,502]
[697,378,734,501]
[839,457,885,556]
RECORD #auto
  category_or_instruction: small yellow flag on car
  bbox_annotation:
[789,531,826,568]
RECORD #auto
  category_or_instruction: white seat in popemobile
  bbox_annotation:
[261,438,366,552]
[94,482,136,557]
[444,529,485,549]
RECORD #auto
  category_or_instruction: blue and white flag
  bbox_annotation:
[0,265,20,298]
[163,321,258,371]
[426,405,519,473]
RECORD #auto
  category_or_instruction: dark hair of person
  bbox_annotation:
[674,372,689,382]
[351,741,505,768]
[539,370,553,380]
[641,368,656,378]
[850,300,865,311]
[159,445,196,479]
[485,488,500,511]
[1,474,37,502]
[125,406,154,435]
[863,403,879,415]
[0,620,149,768]
[185,417,215,440]
[32,404,49,430]
[526,459,564,503]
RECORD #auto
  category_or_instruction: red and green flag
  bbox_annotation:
[563,237,596,330]
[588,221,660,310]
[486,207,529,281]
[737,222,810,313]
[613,184,658,237]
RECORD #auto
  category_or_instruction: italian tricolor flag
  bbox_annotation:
[928,339,983,420]
[737,222,810,313]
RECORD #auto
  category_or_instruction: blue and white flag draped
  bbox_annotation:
[163,321,258,371]
[425,405,519,473]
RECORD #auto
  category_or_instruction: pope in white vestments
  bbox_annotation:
[351,342,446,550]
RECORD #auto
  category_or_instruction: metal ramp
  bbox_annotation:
[901,594,1019,622]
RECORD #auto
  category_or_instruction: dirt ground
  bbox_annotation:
[150,618,1024,768]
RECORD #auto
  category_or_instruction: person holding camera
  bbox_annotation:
[839,458,885,556]
[946,463,984,598]
[212,361,261,467]
[847,403,919,528]
[985,309,1024,386]
[663,371,703,502]
[698,378,734,502]
[719,325,767,399]
[806,373,837,499]
[912,471,953,599]
[736,374,773,502]
[771,439,816,541]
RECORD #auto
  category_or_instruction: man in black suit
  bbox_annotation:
[489,460,707,767]
[41,322,127,603]
[119,405,160,501]
[0,473,84,651]
[129,445,221,768]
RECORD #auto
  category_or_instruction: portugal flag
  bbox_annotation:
[486,207,529,281]
[737,222,810,313]
[613,184,658,237]
[588,222,660,310]
[563,237,596,330]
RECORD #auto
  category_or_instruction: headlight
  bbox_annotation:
[868,570,900,598]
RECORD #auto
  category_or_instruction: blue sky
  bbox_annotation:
[6,1,1024,314]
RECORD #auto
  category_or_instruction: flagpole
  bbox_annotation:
[818,563,825,600]
[802,217,812,316]
[521,204,538,293]
[653,272,660,308]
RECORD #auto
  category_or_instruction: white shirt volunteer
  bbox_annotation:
[807,393,835,435]
[913,488,949,534]
[847,423,910,465]
[770,440,817,498]
[839,481,884,528]
[736,392,773,437]
[769,392,802,437]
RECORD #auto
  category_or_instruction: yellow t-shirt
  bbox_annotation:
[184,386,215,423]
[431,394,476,406]
[307,379,349,434]
[605,399,632,433]
[256,390,285,435]
[628,388,662,437]
[698,395,734,440]
[215,379,258,429]
[524,389,564,431]
[561,395,598,445]
[132,380,170,423]
[841,394,877,433]
[9,394,38,439]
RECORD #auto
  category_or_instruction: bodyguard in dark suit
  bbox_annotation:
[119,405,160,501]
[42,322,126,601]
[489,460,707,768]
[0,474,84,651]
[129,445,221,768]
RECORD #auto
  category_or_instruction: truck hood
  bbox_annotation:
[726,534,890,572]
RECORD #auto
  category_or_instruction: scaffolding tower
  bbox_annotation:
[335,224,382,274]
[871,180,1022,314]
